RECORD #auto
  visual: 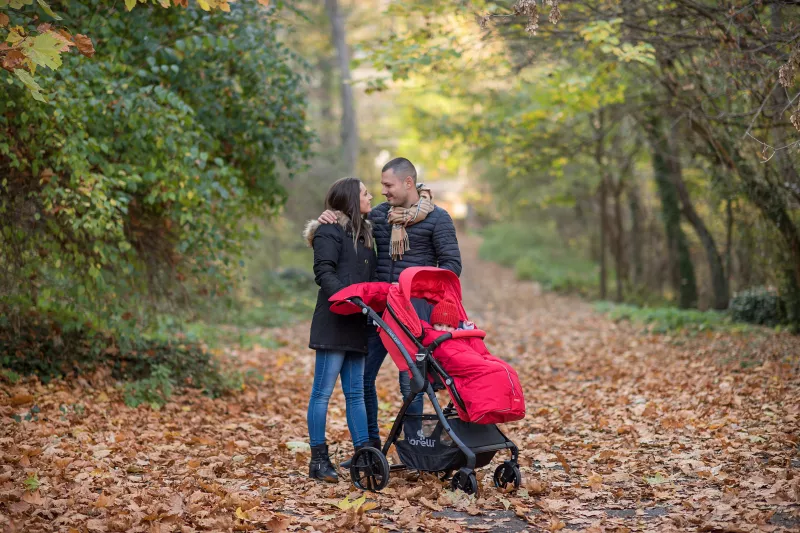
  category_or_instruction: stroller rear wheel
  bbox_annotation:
[349,447,390,492]
[450,468,479,496]
[493,461,522,492]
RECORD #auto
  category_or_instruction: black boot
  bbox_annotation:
[340,439,381,469]
[309,444,338,483]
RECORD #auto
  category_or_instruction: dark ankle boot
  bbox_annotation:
[309,444,338,483]
[340,439,382,469]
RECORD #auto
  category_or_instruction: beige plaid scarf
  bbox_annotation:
[387,186,435,260]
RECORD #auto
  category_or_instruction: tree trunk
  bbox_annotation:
[725,198,733,288]
[319,56,336,144]
[325,0,358,176]
[595,110,608,300]
[689,116,800,325]
[647,117,698,309]
[628,182,644,286]
[665,127,729,310]
[599,178,608,300]
[612,181,624,302]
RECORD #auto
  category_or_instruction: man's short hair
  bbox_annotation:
[382,157,417,184]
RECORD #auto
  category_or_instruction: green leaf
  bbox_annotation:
[14,70,46,102]
[644,473,669,485]
[27,31,65,70]
[37,0,62,20]
[125,0,137,11]
[23,473,40,492]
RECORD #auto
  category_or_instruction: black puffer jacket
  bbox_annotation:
[305,214,377,353]
[369,202,462,283]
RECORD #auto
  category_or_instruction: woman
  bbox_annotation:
[303,177,375,482]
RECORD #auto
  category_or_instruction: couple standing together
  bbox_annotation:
[303,157,462,482]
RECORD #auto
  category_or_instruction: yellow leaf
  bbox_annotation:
[7,28,25,45]
[125,0,137,11]
[197,0,211,10]
[337,494,366,511]
[235,506,250,521]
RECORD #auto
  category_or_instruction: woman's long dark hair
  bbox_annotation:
[325,177,370,248]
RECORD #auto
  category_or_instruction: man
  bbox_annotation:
[317,157,462,460]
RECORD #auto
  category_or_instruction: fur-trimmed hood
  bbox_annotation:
[303,211,373,248]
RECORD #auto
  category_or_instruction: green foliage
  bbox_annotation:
[123,364,174,409]
[0,0,236,100]
[480,223,601,297]
[23,472,40,493]
[594,302,739,334]
[729,288,788,328]
[0,309,256,400]
[0,367,21,383]
[1,0,312,336]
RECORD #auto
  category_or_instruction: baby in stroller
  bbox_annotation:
[429,299,475,332]
[329,267,525,495]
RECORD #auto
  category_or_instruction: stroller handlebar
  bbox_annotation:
[346,296,368,315]
[346,297,426,390]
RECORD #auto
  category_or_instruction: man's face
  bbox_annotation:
[381,169,410,207]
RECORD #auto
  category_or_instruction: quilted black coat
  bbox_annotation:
[305,215,377,353]
[368,202,462,283]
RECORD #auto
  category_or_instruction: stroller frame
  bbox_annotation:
[347,297,520,494]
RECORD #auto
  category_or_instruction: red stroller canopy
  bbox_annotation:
[330,267,469,370]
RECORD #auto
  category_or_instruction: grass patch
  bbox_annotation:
[480,223,601,297]
[594,301,756,334]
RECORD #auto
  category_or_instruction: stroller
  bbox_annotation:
[329,267,525,495]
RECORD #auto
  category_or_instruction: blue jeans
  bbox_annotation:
[307,350,369,447]
[364,328,424,442]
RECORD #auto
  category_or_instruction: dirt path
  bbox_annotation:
[2,236,799,532]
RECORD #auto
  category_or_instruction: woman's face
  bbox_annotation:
[359,182,373,215]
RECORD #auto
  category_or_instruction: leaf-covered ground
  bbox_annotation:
[2,237,799,532]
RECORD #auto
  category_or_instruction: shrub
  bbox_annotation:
[0,310,251,400]
[594,302,735,334]
[729,287,787,327]
[123,364,174,409]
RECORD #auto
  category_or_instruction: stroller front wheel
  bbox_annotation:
[349,447,390,492]
[493,461,522,492]
[451,468,479,496]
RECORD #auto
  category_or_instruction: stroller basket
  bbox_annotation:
[395,414,501,472]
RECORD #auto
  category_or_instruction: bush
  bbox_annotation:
[729,287,787,327]
[123,364,174,409]
[594,302,736,334]
[0,310,251,400]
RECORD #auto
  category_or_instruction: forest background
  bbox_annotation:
[2,0,800,396]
